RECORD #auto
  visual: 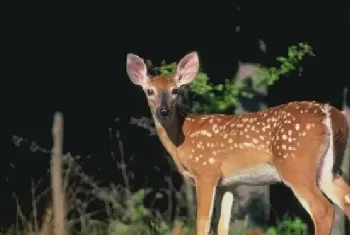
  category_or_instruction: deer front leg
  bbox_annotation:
[195,176,219,235]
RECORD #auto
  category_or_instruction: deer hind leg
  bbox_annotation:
[276,167,335,235]
[291,184,334,235]
[318,105,350,219]
[320,176,350,219]
[274,146,335,234]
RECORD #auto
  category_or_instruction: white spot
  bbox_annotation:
[209,158,215,164]
[213,124,219,133]
[295,123,300,130]
[345,195,350,204]
[200,130,210,137]
[243,142,254,147]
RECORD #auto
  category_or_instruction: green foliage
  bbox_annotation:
[109,189,154,234]
[152,42,314,114]
[257,42,314,86]
[265,217,308,235]
[127,189,152,223]
[107,188,171,234]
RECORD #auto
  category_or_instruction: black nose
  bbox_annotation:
[158,107,171,118]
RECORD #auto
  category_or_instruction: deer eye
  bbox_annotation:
[146,89,155,96]
[172,88,179,95]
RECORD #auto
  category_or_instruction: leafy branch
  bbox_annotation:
[150,42,314,114]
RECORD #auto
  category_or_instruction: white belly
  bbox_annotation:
[220,164,282,187]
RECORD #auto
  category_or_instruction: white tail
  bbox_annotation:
[126,51,350,235]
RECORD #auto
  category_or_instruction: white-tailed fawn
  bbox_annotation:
[126,51,350,235]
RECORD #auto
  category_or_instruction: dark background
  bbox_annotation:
[2,1,350,230]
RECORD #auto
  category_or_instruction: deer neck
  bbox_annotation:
[152,106,186,155]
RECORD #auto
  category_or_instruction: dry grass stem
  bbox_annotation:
[50,112,67,235]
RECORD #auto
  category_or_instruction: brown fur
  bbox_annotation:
[148,76,174,89]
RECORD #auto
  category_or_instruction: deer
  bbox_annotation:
[212,62,270,232]
[126,51,350,235]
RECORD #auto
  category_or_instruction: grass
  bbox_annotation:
[4,112,309,235]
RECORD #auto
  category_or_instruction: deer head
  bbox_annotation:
[126,52,200,126]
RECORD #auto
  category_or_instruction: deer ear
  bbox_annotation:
[126,53,148,86]
[174,51,200,86]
